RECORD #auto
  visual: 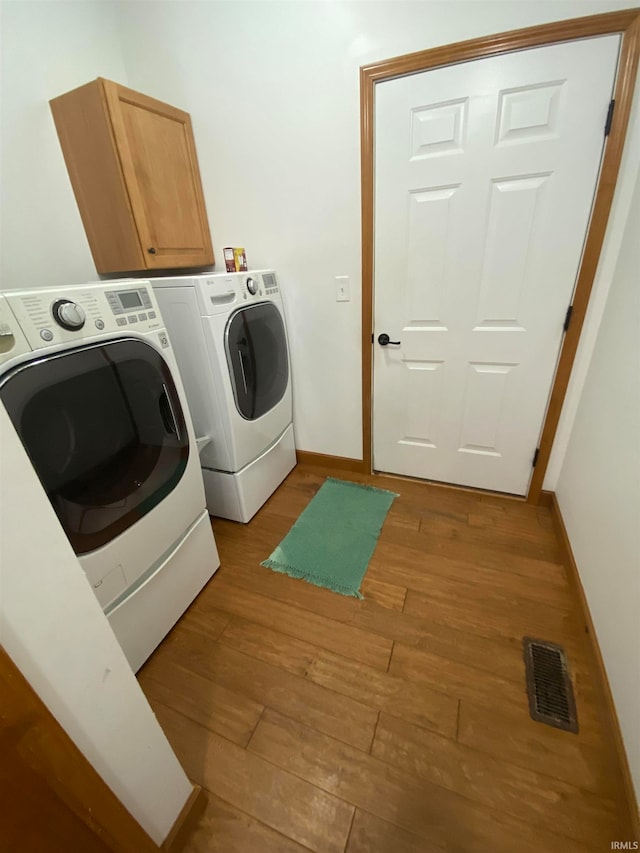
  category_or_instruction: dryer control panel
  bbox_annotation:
[200,270,280,316]
[262,272,279,295]
[148,269,282,317]
[4,282,164,351]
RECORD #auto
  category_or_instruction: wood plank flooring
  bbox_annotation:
[137,465,634,852]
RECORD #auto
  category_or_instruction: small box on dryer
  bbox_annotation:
[223,247,248,273]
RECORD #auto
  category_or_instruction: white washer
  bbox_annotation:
[0,283,219,671]
[151,270,296,522]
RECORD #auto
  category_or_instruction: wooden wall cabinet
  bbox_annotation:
[50,78,214,274]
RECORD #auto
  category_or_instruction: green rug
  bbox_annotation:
[261,477,398,598]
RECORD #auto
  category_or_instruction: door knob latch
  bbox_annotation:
[377,333,401,346]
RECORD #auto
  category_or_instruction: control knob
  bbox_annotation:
[52,299,86,331]
[246,277,258,296]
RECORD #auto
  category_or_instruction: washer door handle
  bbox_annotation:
[160,384,181,442]
[238,349,249,395]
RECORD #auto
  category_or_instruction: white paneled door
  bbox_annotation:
[373,36,620,495]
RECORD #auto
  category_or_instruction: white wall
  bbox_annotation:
[556,170,640,802]
[1,0,638,464]
[114,0,640,462]
[0,403,192,844]
[0,1,127,290]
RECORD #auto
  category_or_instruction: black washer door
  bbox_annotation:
[225,303,289,420]
[0,339,189,555]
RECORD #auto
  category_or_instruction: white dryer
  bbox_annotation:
[0,283,219,671]
[151,270,296,522]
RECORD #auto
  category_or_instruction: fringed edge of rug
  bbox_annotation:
[326,477,399,498]
[260,559,364,599]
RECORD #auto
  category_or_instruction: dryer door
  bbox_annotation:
[225,302,289,420]
[0,338,189,555]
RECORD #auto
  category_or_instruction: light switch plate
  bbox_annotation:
[336,276,350,302]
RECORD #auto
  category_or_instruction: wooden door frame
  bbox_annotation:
[360,8,640,503]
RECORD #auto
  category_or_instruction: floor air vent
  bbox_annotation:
[523,638,578,733]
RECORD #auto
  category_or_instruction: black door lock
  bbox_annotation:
[377,333,401,346]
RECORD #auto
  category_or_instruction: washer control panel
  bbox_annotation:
[0,296,31,368]
[4,282,163,351]
[105,286,158,329]
[105,286,154,316]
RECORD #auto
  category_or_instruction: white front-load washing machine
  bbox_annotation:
[151,270,296,522]
[0,282,220,671]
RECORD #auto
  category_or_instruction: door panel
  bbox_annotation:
[407,186,456,325]
[476,174,550,327]
[401,360,444,448]
[373,35,620,494]
[497,81,564,144]
[458,362,516,456]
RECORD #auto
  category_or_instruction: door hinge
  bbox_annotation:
[371,333,374,344]
[605,99,615,136]
[563,304,573,333]
[532,448,540,467]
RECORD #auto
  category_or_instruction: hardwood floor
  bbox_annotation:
[138,464,634,852]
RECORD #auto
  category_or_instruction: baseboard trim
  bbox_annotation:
[162,785,207,852]
[538,489,554,508]
[549,493,639,840]
[296,454,557,504]
[296,450,369,474]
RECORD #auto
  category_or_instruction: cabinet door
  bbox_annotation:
[102,80,214,269]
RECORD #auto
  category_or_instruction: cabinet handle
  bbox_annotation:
[147,247,157,254]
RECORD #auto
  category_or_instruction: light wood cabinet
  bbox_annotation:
[50,78,214,274]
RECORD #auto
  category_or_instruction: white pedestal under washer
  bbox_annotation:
[0,283,219,671]
[151,270,296,522]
